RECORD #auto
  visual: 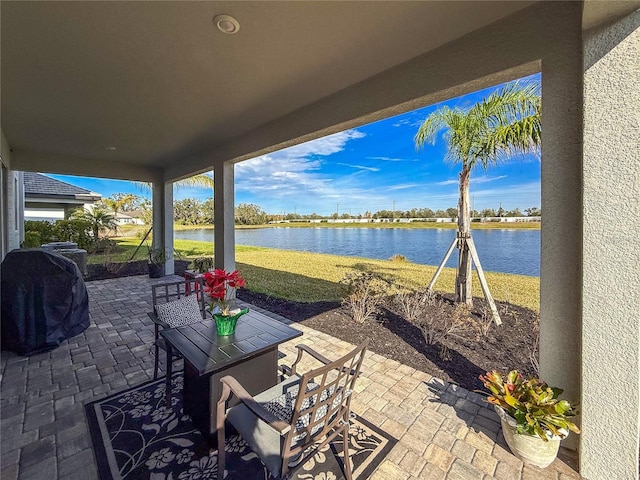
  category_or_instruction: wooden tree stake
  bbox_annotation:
[427,233,503,326]
[427,237,458,292]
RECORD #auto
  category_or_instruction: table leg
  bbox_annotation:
[165,342,173,408]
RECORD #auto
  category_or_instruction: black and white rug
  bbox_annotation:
[86,373,396,479]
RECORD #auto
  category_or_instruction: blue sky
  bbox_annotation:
[49,74,540,216]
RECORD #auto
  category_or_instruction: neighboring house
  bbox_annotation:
[23,172,101,222]
[113,211,145,226]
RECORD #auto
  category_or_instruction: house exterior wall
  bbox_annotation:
[1,130,23,256]
[582,10,640,479]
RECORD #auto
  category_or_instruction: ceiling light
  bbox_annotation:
[104,146,116,151]
[213,14,240,34]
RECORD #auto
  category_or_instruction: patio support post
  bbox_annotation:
[539,0,583,450]
[581,11,639,479]
[152,178,174,275]
[213,162,235,272]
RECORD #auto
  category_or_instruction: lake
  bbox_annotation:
[175,227,540,277]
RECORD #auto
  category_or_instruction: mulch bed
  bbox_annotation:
[85,260,190,282]
[238,290,539,392]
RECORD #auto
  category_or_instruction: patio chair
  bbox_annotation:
[148,277,207,380]
[216,340,369,480]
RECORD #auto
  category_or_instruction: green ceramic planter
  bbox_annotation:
[213,308,249,336]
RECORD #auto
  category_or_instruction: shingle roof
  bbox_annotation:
[24,172,99,198]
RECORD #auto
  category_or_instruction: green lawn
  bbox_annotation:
[92,238,540,312]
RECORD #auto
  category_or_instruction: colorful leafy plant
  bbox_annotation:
[479,370,580,441]
[202,269,246,315]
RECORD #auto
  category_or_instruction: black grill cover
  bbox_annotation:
[1,249,90,355]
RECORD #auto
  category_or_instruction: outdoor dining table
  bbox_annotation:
[160,309,302,440]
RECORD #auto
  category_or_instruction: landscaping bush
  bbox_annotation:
[393,288,436,323]
[22,231,42,248]
[24,220,56,244]
[398,291,474,359]
[339,272,389,323]
[86,237,120,254]
[53,219,93,249]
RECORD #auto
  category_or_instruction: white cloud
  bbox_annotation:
[472,175,507,184]
[386,183,421,191]
[235,129,368,211]
[434,179,458,186]
[433,175,507,187]
[366,156,418,162]
[336,163,380,172]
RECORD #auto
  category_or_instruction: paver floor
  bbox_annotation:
[0,275,583,479]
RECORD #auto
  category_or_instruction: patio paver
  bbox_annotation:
[0,275,583,479]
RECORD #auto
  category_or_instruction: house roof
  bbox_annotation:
[24,172,101,201]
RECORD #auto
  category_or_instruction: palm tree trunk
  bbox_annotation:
[455,168,473,306]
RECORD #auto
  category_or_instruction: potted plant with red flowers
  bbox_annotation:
[480,370,580,468]
[202,269,248,335]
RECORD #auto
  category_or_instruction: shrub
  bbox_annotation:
[192,256,215,273]
[22,231,42,248]
[87,237,119,254]
[394,288,436,323]
[401,293,474,359]
[389,254,407,263]
[24,220,56,244]
[339,272,389,323]
[54,219,93,249]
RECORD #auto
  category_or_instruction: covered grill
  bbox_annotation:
[1,249,90,355]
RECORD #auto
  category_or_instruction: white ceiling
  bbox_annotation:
[1,1,536,178]
[2,1,636,181]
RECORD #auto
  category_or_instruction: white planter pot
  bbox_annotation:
[495,406,567,468]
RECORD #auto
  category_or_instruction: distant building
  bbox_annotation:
[24,172,101,222]
[113,211,145,226]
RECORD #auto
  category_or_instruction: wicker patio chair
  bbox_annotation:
[148,277,207,380]
[216,340,369,479]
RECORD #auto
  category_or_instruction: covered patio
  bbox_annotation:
[0,275,583,480]
[1,2,638,479]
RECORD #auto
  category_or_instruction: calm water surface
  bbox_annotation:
[175,227,540,277]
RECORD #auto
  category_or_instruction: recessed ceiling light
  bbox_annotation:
[104,146,116,151]
[213,14,240,34]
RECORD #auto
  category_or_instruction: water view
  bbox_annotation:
[175,227,540,277]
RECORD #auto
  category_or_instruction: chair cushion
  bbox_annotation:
[155,295,203,327]
[263,382,350,445]
[227,375,302,478]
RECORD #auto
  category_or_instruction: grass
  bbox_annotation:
[92,237,540,311]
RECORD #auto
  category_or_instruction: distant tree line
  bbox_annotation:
[85,193,541,227]
[172,198,541,226]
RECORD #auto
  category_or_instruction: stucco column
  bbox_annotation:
[581,11,640,479]
[538,1,583,449]
[152,179,174,275]
[213,162,235,271]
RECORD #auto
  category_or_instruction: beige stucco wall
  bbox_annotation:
[582,10,640,479]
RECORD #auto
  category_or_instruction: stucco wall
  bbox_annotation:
[582,10,640,479]
[1,131,23,255]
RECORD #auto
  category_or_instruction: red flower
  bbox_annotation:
[201,268,246,315]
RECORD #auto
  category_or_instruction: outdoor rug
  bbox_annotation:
[86,372,396,479]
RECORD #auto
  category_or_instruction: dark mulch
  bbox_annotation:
[238,290,539,392]
[85,260,190,282]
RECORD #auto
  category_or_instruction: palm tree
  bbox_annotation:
[415,81,541,312]
[72,207,116,240]
[101,194,138,236]
[134,173,214,193]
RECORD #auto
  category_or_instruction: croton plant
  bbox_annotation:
[479,370,581,441]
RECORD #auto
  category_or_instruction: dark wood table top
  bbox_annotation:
[160,309,302,376]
